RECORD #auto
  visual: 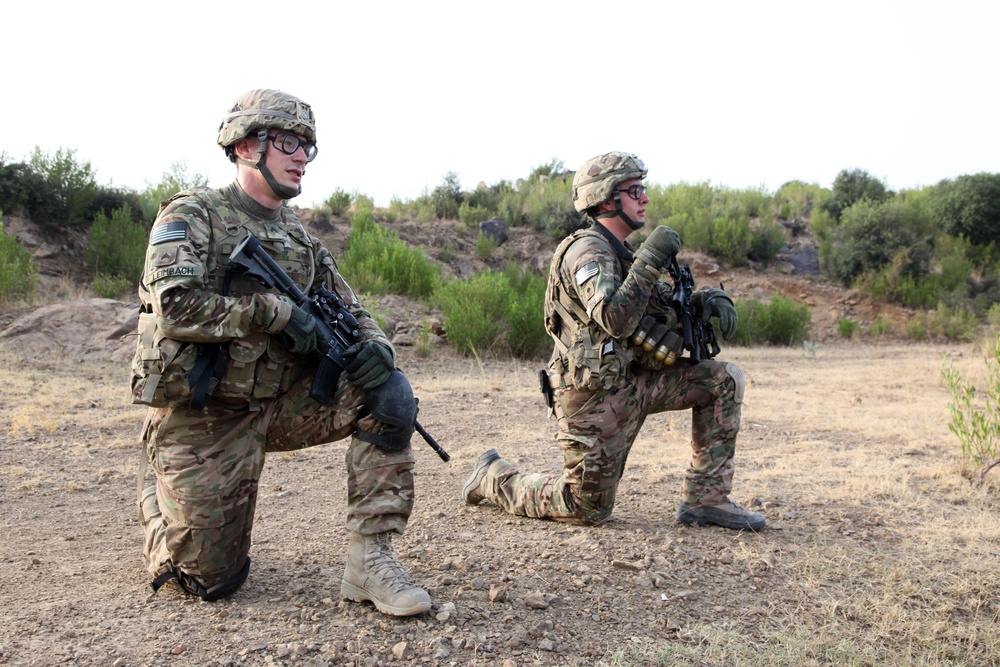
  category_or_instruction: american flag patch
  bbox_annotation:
[150,221,187,245]
[575,261,599,285]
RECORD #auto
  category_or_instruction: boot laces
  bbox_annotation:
[366,533,419,593]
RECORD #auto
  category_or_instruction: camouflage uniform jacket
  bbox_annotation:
[545,223,674,391]
[130,181,390,407]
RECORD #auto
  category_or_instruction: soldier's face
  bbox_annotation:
[617,178,648,223]
[262,131,310,190]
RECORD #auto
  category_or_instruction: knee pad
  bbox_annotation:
[724,362,746,404]
[355,370,417,452]
[151,557,251,602]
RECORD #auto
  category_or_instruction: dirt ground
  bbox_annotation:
[1,215,997,666]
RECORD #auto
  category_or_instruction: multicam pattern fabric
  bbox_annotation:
[217,89,317,148]
[571,152,648,212]
[137,181,411,589]
[482,223,745,524]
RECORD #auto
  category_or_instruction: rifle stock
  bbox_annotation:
[228,233,450,462]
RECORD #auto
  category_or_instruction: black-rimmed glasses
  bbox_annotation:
[619,184,646,200]
[267,132,318,162]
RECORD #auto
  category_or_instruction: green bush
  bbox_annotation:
[28,147,99,227]
[819,168,891,221]
[436,265,549,358]
[730,295,811,346]
[928,303,978,341]
[140,162,208,221]
[774,180,830,226]
[323,188,352,216]
[0,220,38,301]
[905,318,929,341]
[644,182,784,267]
[85,205,148,281]
[933,172,1000,248]
[340,209,439,298]
[827,199,931,287]
[868,316,893,336]
[475,231,498,259]
[837,317,861,339]
[943,341,1000,483]
[90,273,134,299]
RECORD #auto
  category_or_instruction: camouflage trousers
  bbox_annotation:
[485,358,744,525]
[141,371,415,588]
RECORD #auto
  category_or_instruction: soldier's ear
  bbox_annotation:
[594,199,615,214]
[234,137,260,161]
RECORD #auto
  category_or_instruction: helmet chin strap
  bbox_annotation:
[233,129,301,201]
[593,186,643,230]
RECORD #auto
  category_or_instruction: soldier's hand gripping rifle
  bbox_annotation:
[228,233,450,462]
[667,256,721,363]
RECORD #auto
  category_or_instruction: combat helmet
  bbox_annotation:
[572,152,648,230]
[217,89,317,200]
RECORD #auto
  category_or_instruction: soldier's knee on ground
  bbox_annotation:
[151,557,252,602]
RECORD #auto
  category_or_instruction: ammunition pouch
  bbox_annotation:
[565,327,633,391]
[130,310,304,408]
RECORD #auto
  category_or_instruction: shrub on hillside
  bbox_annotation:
[139,162,209,221]
[436,265,549,358]
[819,168,891,221]
[730,295,811,346]
[85,205,148,282]
[339,209,439,299]
[933,172,1000,248]
[0,220,38,301]
[28,147,99,227]
[827,198,931,287]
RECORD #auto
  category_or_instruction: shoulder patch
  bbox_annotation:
[574,261,600,285]
[150,221,187,245]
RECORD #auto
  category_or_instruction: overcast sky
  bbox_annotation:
[4,0,998,209]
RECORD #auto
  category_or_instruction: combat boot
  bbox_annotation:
[676,501,766,531]
[462,448,502,504]
[341,532,431,616]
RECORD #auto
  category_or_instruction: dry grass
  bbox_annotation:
[0,340,997,665]
[607,341,1000,666]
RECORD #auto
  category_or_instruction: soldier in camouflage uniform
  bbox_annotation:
[462,152,765,531]
[130,89,432,615]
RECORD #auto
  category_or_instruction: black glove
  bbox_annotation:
[694,288,738,340]
[280,304,322,356]
[343,341,394,390]
[633,226,681,272]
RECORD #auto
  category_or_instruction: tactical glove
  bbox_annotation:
[281,304,323,356]
[343,340,395,390]
[693,288,738,340]
[633,226,681,273]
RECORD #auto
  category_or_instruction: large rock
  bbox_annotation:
[478,216,508,245]
[0,298,137,362]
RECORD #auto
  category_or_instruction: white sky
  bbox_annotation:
[4,0,998,209]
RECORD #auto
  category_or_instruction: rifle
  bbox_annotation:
[666,256,721,363]
[228,233,450,462]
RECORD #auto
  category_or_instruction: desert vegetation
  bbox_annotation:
[2,145,1000,665]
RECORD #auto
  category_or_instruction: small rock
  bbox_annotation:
[523,592,549,610]
[489,583,507,602]
[391,641,414,660]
